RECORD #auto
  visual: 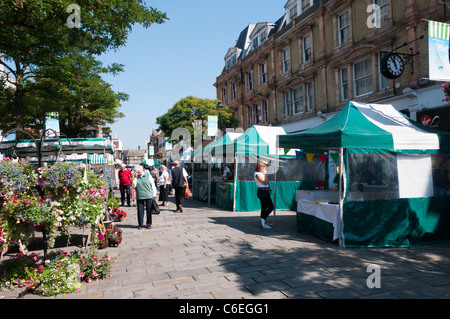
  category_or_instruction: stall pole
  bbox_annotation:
[273,141,278,227]
[208,151,211,206]
[232,152,237,212]
[338,147,345,248]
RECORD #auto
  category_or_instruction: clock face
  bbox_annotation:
[381,53,404,79]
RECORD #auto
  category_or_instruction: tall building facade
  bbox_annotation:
[214,0,449,133]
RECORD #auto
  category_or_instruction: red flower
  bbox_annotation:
[38,265,44,270]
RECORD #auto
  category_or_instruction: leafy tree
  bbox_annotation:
[0,0,168,137]
[156,96,239,144]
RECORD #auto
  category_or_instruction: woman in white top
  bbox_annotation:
[158,165,170,207]
[254,161,274,229]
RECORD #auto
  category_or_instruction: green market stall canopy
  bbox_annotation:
[278,101,450,247]
[0,138,115,163]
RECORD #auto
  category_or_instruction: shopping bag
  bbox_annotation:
[151,200,160,215]
[185,187,192,198]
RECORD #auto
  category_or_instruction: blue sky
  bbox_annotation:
[100,0,286,150]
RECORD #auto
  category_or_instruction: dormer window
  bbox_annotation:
[224,48,240,70]
[253,37,259,49]
[290,5,297,20]
[249,23,275,52]
[301,0,311,12]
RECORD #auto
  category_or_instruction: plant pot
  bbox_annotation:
[108,226,123,247]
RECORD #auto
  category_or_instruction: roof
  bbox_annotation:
[278,101,450,151]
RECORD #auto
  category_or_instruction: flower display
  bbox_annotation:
[0,160,117,296]
[443,83,450,104]
[108,207,127,222]
[0,250,114,296]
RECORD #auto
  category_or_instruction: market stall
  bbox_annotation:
[0,137,117,188]
[211,125,299,212]
[278,101,450,247]
[192,132,242,208]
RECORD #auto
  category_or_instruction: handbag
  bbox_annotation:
[185,187,192,198]
[151,200,160,215]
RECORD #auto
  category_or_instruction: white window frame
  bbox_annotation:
[340,67,349,102]
[301,0,311,13]
[374,0,389,26]
[263,100,269,123]
[338,11,350,45]
[378,53,390,91]
[302,35,312,63]
[254,104,262,125]
[282,47,290,74]
[353,57,373,97]
[260,62,267,85]
[292,86,305,115]
[253,37,259,50]
[247,71,253,92]
[306,81,314,111]
[232,81,236,100]
[283,91,291,118]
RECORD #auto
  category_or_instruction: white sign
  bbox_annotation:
[428,20,450,81]
[207,115,218,136]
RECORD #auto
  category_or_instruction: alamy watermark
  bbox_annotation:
[366,264,381,289]
[66,4,81,29]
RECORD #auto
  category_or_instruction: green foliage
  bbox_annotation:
[0,0,168,135]
[156,96,239,143]
[0,250,114,296]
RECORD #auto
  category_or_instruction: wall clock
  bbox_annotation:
[381,53,405,79]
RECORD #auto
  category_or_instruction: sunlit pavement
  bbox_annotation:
[2,191,450,299]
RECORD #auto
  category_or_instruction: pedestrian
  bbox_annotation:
[133,165,157,230]
[171,160,188,212]
[118,164,133,207]
[158,165,170,207]
[254,160,274,229]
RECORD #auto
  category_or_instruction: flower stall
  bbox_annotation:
[0,159,115,296]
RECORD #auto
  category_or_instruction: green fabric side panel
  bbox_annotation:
[235,181,305,212]
[343,196,450,247]
[297,212,334,243]
[193,180,209,202]
[216,182,234,210]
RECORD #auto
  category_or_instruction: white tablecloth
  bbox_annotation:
[297,199,339,241]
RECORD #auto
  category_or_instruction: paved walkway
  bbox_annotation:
[2,193,450,299]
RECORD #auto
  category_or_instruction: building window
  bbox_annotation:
[292,86,305,115]
[248,106,253,126]
[338,11,350,45]
[260,63,267,85]
[302,35,312,63]
[247,71,253,91]
[301,0,311,12]
[353,57,373,97]
[290,5,297,21]
[254,104,262,125]
[378,53,390,90]
[282,47,290,74]
[283,91,291,118]
[374,0,389,25]
[222,88,226,104]
[253,37,259,49]
[232,81,236,100]
[263,100,269,123]
[260,30,268,43]
[306,81,314,111]
[340,67,349,101]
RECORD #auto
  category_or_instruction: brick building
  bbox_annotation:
[214,0,450,133]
